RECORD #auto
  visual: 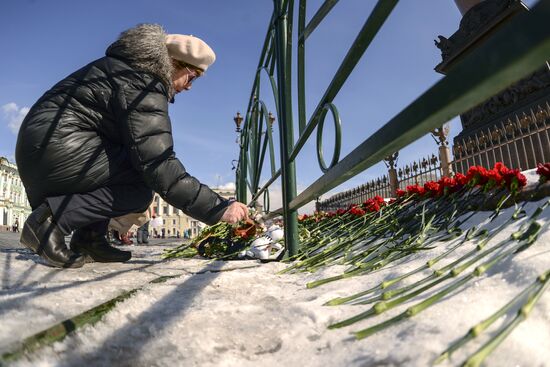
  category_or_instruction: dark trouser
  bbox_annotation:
[137,222,149,243]
[45,183,154,235]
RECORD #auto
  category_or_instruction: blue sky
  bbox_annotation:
[0,0,539,211]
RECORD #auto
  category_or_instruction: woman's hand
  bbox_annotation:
[220,201,249,224]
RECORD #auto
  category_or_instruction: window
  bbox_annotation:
[172,219,176,225]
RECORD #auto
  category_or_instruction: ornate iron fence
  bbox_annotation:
[316,174,392,212]
[236,0,550,256]
[453,102,550,173]
[397,154,442,189]
[317,153,442,211]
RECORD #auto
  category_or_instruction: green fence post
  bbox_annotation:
[273,0,299,256]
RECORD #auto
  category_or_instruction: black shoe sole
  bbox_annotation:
[72,246,132,263]
[20,221,86,268]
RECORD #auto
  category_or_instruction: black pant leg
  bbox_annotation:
[46,183,154,235]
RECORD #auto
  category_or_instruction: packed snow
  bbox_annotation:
[0,172,549,366]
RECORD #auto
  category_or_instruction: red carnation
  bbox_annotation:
[502,168,527,193]
[536,163,550,183]
[424,181,441,197]
[349,206,366,216]
[363,196,385,211]
[367,202,381,213]
[466,166,489,186]
[493,162,509,175]
[484,169,504,190]
[454,173,468,186]
[407,185,425,197]
[438,176,458,195]
[396,189,407,198]
[297,214,309,222]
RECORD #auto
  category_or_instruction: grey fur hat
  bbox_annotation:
[106,24,175,97]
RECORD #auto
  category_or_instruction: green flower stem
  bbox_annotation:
[351,225,541,340]
[461,269,550,367]
[289,187,525,276]
[312,202,476,291]
[489,192,511,221]
[332,219,541,330]
[285,216,387,273]
[352,229,491,305]
[329,272,456,329]
[354,274,475,340]
[325,228,476,306]
[434,272,545,364]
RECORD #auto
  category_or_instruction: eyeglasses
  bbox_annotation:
[185,66,201,85]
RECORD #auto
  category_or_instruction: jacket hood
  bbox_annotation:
[106,24,175,98]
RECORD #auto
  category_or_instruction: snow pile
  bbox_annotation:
[0,172,548,366]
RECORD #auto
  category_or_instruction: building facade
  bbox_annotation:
[0,157,32,231]
[149,187,235,238]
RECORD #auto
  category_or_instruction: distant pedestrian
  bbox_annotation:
[16,24,248,268]
[137,222,150,244]
[13,219,19,233]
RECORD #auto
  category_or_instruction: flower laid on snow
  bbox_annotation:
[349,206,366,216]
[396,189,407,198]
[233,218,257,239]
[536,163,550,183]
[406,184,426,197]
[454,172,468,186]
[163,219,261,259]
[289,161,550,367]
[438,176,462,195]
[363,196,385,213]
[484,168,504,190]
[501,168,527,194]
[466,165,489,187]
[423,181,441,197]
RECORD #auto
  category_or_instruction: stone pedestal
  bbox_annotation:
[436,0,550,171]
[454,0,485,16]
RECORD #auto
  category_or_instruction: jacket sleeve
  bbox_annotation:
[117,80,229,225]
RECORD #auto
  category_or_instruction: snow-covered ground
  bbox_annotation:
[1,178,549,366]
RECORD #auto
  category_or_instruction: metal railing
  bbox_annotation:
[397,154,442,189]
[316,174,392,212]
[316,153,443,211]
[236,0,550,256]
[453,102,550,173]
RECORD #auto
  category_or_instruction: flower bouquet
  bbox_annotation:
[163,218,270,260]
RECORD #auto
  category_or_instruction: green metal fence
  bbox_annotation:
[236,0,550,256]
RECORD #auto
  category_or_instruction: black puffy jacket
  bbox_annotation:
[15,24,229,225]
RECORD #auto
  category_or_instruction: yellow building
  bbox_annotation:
[0,157,31,231]
[149,187,235,238]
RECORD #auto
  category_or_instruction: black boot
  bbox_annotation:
[70,228,132,263]
[20,203,86,268]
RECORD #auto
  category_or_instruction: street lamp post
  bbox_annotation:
[234,112,243,133]
[234,112,247,203]
[268,112,275,131]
